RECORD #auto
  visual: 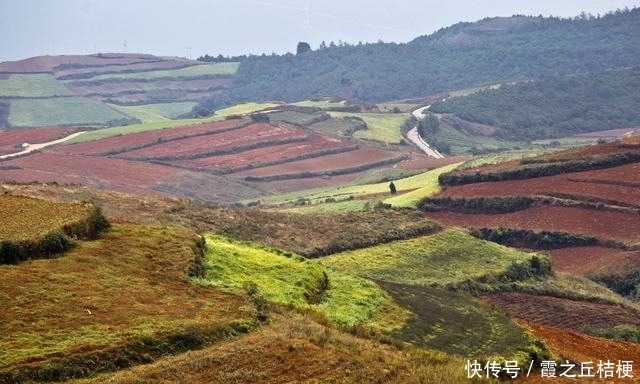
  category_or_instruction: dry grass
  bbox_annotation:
[0,194,93,241]
[70,312,496,384]
[0,223,251,379]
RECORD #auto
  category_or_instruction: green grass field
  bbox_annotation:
[8,97,128,127]
[328,112,407,143]
[267,110,327,125]
[65,115,225,143]
[384,162,463,207]
[292,99,347,108]
[84,62,239,81]
[381,282,537,360]
[213,102,281,117]
[320,228,541,287]
[109,102,197,122]
[260,162,461,209]
[0,74,73,97]
[197,235,406,328]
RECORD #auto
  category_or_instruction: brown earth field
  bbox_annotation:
[453,141,640,176]
[427,206,640,244]
[55,119,249,156]
[169,134,354,172]
[0,152,264,202]
[233,147,404,179]
[0,127,77,155]
[548,247,640,276]
[0,53,160,73]
[482,292,640,333]
[116,122,306,159]
[516,321,640,383]
[438,162,640,207]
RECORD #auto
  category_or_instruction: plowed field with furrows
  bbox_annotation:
[234,148,405,179]
[548,247,640,275]
[482,293,640,332]
[169,135,355,173]
[0,152,180,194]
[54,119,249,156]
[438,162,640,207]
[453,141,640,176]
[116,123,306,160]
[519,321,640,383]
[428,206,640,244]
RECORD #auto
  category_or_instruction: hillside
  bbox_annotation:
[429,68,640,141]
[0,53,236,127]
[193,8,640,113]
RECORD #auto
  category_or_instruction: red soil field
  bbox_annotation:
[116,123,307,159]
[0,54,160,73]
[455,141,640,176]
[518,321,640,383]
[438,162,640,206]
[56,119,248,156]
[483,292,640,332]
[0,152,180,195]
[234,147,404,178]
[170,134,354,172]
[548,247,640,276]
[622,134,640,145]
[427,205,640,244]
[0,127,76,155]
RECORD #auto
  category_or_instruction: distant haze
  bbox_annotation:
[1,0,638,62]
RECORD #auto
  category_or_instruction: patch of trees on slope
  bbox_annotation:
[429,68,640,140]
[192,8,639,115]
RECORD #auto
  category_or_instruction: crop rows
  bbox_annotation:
[56,119,249,156]
[116,122,307,160]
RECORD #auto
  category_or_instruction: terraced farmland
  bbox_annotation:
[483,292,640,332]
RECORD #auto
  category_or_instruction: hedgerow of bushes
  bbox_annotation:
[470,227,598,249]
[418,196,535,214]
[0,207,110,265]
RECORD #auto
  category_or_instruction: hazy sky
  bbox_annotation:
[1,0,637,62]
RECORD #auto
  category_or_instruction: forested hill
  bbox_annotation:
[194,8,639,114]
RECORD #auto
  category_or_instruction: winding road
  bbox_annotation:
[0,131,86,160]
[406,106,444,159]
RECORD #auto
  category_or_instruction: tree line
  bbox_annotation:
[190,8,640,116]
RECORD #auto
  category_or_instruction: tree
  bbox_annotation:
[296,41,311,55]
[389,181,397,194]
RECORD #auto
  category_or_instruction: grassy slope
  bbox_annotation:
[8,97,128,127]
[109,102,198,122]
[0,74,73,97]
[84,62,239,81]
[0,223,251,376]
[213,102,281,117]
[320,228,538,286]
[328,111,407,143]
[65,116,224,143]
[71,312,492,384]
[198,235,407,329]
[259,162,461,209]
